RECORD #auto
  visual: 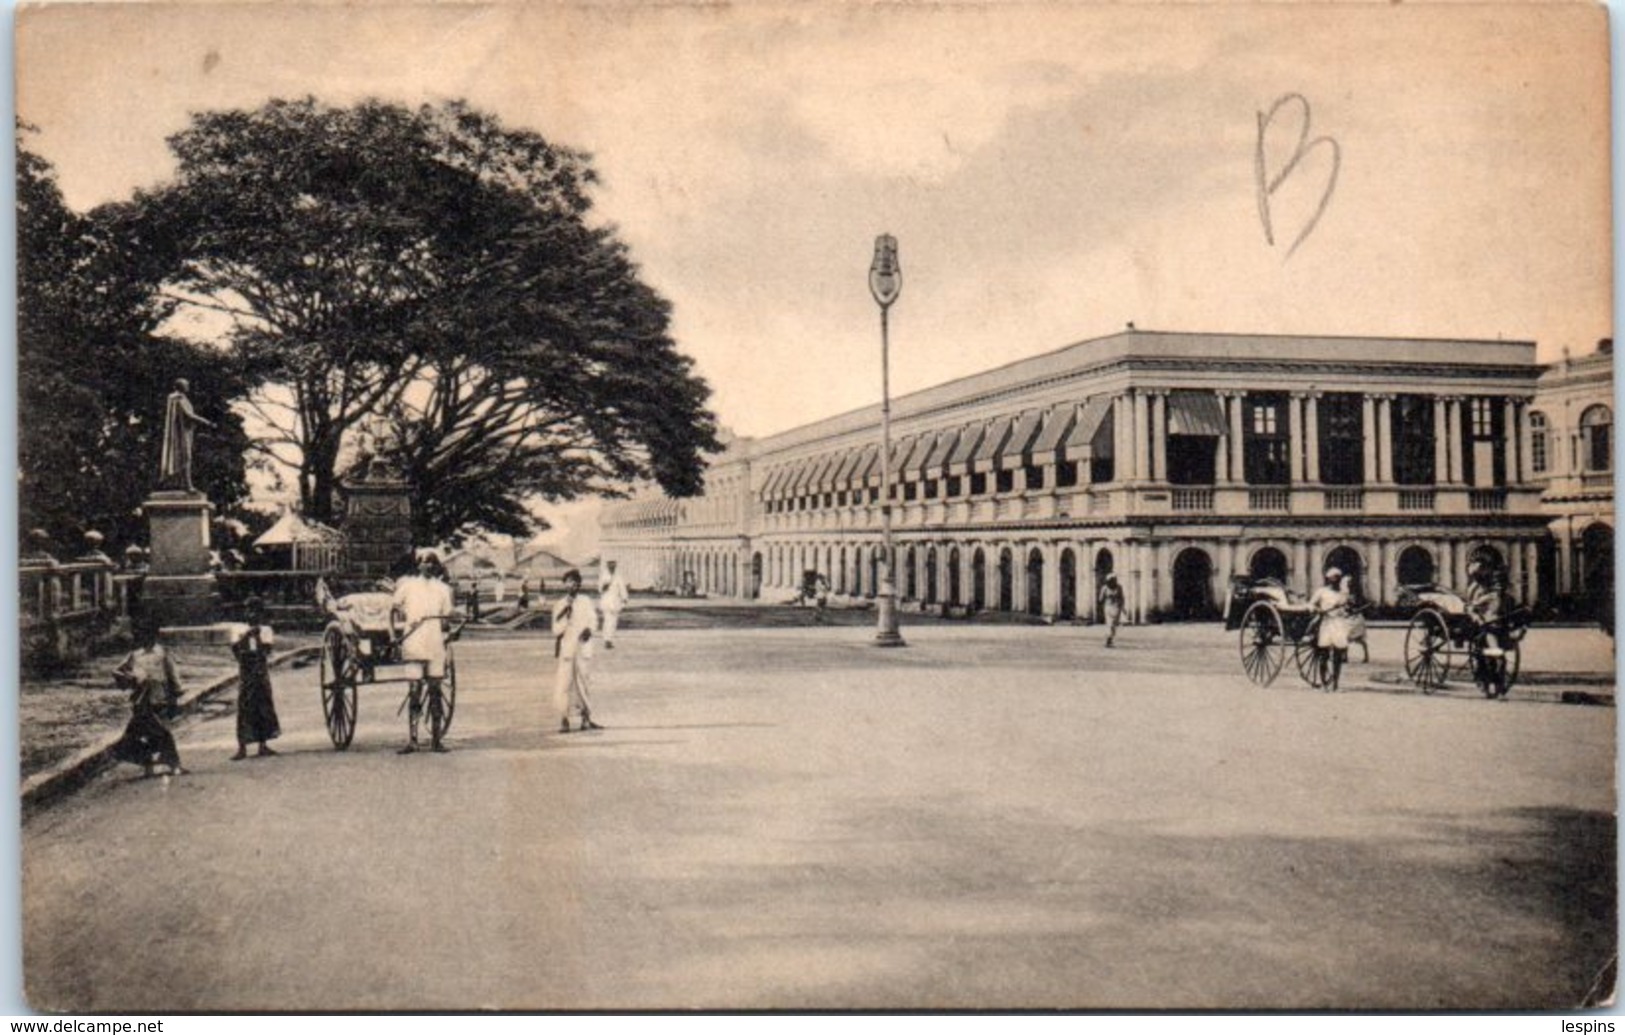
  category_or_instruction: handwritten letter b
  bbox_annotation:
[1255,93,1340,259]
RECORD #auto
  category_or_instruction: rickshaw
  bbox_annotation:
[315,580,463,749]
[1227,576,1360,689]
[1399,584,1532,697]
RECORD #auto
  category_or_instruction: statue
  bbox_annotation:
[159,379,213,493]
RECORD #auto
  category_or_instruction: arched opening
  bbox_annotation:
[838,547,848,595]
[1581,522,1614,631]
[1322,545,1365,603]
[926,547,939,605]
[851,545,864,597]
[1059,548,1077,620]
[1248,546,1289,583]
[948,547,962,606]
[1026,548,1044,615]
[905,547,917,600]
[750,553,763,599]
[1581,404,1613,472]
[998,548,1014,611]
[1397,545,1435,587]
[972,548,987,611]
[1172,547,1215,620]
[1094,548,1115,622]
[868,548,879,599]
[1469,543,1505,575]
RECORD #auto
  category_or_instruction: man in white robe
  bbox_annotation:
[598,560,630,649]
[552,570,601,733]
[391,554,457,753]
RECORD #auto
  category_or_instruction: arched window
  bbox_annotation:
[1581,405,1612,472]
[1396,545,1434,587]
[1529,410,1549,474]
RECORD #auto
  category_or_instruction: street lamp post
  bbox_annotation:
[869,234,906,648]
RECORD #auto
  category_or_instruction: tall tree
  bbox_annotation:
[132,98,718,538]
[17,125,249,550]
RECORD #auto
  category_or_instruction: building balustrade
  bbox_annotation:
[1171,488,1214,512]
[1469,488,1509,512]
[1323,488,1364,511]
[1248,488,1291,512]
[1398,489,1437,511]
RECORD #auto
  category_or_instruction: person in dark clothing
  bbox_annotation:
[230,597,282,760]
[111,620,186,777]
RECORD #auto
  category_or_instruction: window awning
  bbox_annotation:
[903,431,942,477]
[761,466,789,498]
[1168,391,1227,437]
[1066,396,1114,458]
[998,409,1046,465]
[848,444,879,488]
[1030,403,1077,466]
[831,448,864,489]
[786,457,818,495]
[920,427,960,475]
[972,415,1016,472]
[807,453,837,491]
[946,423,984,475]
[875,433,921,484]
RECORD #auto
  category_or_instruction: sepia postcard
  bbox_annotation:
[14,0,1617,1013]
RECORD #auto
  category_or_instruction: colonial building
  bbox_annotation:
[602,329,1575,622]
[1530,341,1614,620]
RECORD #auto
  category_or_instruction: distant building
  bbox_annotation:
[601,329,1602,622]
[1530,341,1614,622]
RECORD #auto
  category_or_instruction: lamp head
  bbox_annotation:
[869,234,901,308]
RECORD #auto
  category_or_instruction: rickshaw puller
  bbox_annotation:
[391,553,456,754]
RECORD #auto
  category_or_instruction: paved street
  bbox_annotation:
[22,621,1616,1011]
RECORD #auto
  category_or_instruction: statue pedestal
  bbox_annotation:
[142,492,218,626]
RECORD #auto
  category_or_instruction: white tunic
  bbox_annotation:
[392,575,455,678]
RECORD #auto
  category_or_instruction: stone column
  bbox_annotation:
[1446,397,1465,485]
[1229,392,1246,483]
[1518,397,1535,484]
[1428,395,1447,486]
[1216,393,1234,484]
[1287,392,1304,484]
[1291,540,1309,597]
[1150,391,1167,484]
[1306,540,1323,584]
[1305,393,1321,484]
[1525,540,1542,606]
[1361,395,1378,484]
[1042,541,1061,617]
[1373,539,1389,607]
[1504,397,1522,484]
[1113,392,1132,483]
[1079,540,1097,623]
[1374,395,1394,484]
[1133,391,1150,484]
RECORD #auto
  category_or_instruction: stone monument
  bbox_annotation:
[142,379,219,625]
[340,454,413,580]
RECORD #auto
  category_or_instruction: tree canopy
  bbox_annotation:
[17,125,249,551]
[130,98,719,542]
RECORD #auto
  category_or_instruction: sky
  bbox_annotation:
[15,1,1613,444]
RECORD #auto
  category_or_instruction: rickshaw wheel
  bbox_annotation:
[319,626,358,750]
[434,649,457,738]
[1404,609,1452,693]
[1239,601,1287,686]
[1294,634,1327,688]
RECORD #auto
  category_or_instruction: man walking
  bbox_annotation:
[599,560,630,649]
[552,569,602,733]
[1099,573,1125,647]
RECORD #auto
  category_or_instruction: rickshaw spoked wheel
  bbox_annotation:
[1239,601,1287,687]
[319,626,358,750]
[1404,609,1452,694]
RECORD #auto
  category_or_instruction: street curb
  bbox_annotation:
[21,646,322,817]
